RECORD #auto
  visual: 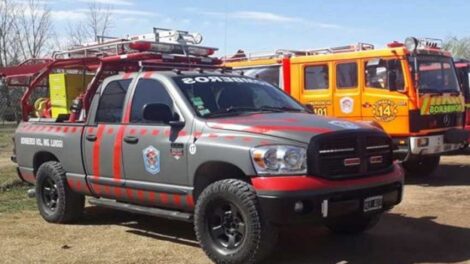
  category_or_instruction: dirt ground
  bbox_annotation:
[0,154,469,264]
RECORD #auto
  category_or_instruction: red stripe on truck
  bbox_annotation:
[282,57,291,94]
[92,125,106,179]
[113,126,126,180]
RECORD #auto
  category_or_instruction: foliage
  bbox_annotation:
[443,37,470,60]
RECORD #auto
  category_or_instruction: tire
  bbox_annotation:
[326,213,381,235]
[35,161,85,223]
[402,155,440,177]
[194,179,278,264]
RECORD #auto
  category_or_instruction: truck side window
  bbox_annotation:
[365,59,404,90]
[336,62,358,88]
[95,79,131,123]
[131,79,174,123]
[305,65,329,90]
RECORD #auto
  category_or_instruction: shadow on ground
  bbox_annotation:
[80,207,470,264]
[405,163,470,186]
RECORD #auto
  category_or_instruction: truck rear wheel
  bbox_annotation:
[194,179,278,264]
[402,155,440,177]
[326,214,381,234]
[35,161,84,223]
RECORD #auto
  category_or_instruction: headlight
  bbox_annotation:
[250,145,307,175]
[405,37,418,53]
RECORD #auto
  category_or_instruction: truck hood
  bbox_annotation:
[206,113,376,143]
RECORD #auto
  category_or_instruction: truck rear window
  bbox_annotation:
[95,79,131,123]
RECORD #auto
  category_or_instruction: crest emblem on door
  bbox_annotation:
[340,97,354,114]
[143,146,160,175]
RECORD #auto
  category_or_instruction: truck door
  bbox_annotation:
[333,61,361,120]
[83,77,133,197]
[361,58,409,134]
[121,76,191,201]
[299,63,333,117]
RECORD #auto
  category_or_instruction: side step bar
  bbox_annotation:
[89,198,193,222]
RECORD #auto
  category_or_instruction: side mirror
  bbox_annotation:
[143,103,176,124]
[304,103,314,112]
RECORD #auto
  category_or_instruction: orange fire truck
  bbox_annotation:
[225,37,469,176]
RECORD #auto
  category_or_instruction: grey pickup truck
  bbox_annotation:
[13,71,404,264]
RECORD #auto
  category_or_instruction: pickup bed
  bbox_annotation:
[13,71,403,264]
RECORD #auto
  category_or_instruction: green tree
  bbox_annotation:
[443,37,470,60]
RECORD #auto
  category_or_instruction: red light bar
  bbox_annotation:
[387,41,404,48]
[127,41,216,57]
[129,41,151,52]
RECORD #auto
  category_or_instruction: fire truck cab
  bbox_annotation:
[225,37,469,176]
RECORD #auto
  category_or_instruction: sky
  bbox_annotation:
[44,0,470,57]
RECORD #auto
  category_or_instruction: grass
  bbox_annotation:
[0,124,36,214]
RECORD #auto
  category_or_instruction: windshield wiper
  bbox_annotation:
[204,106,261,118]
[441,89,460,94]
[204,105,303,118]
[258,106,304,112]
[419,88,442,94]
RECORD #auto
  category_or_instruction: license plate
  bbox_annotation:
[363,195,383,212]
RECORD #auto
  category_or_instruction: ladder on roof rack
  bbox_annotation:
[53,27,218,60]
[224,49,309,62]
[306,43,374,55]
[225,43,375,62]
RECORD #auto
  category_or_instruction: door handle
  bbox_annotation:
[362,102,372,108]
[124,136,139,144]
[86,134,97,142]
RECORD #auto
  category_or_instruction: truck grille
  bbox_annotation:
[307,131,393,179]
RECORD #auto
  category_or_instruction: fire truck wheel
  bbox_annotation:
[194,179,278,264]
[326,213,381,235]
[402,155,440,177]
[35,161,85,223]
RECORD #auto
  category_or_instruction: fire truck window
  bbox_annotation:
[417,58,459,92]
[131,79,174,123]
[365,59,404,90]
[95,79,131,123]
[305,65,329,90]
[336,62,358,88]
[243,66,281,87]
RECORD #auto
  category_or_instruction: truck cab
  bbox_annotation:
[225,37,469,176]
[3,28,404,264]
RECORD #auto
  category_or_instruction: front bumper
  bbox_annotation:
[252,163,403,225]
[394,129,469,157]
[408,134,463,155]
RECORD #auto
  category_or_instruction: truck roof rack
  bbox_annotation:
[225,43,375,62]
[53,27,218,60]
[306,43,375,55]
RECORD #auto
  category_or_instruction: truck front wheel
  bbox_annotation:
[326,214,381,234]
[35,161,85,223]
[402,155,440,177]
[194,179,278,264]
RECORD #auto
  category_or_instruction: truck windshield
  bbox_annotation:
[414,56,460,93]
[173,75,306,118]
